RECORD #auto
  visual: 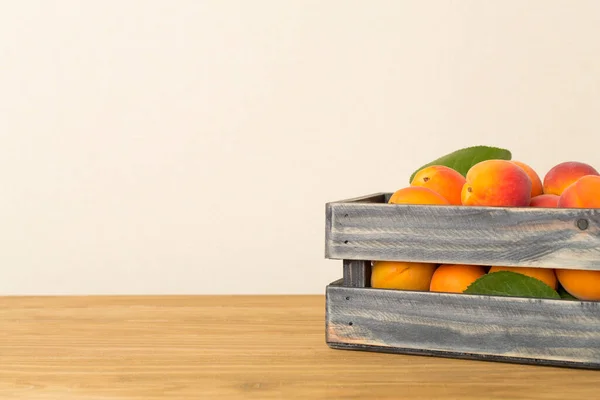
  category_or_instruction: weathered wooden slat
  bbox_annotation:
[325,194,600,270]
[326,193,388,260]
[343,260,371,287]
[325,281,600,369]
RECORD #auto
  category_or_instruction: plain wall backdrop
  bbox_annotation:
[1,1,599,294]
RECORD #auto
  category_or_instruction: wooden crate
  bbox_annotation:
[324,192,600,369]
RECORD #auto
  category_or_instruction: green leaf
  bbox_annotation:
[463,271,561,299]
[558,285,578,300]
[409,145,512,183]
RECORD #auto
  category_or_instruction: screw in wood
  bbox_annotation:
[577,218,589,230]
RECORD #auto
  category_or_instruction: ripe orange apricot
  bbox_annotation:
[555,269,600,301]
[557,175,600,208]
[371,261,437,291]
[488,266,557,289]
[511,161,543,198]
[410,165,466,205]
[530,194,559,208]
[388,186,450,205]
[461,159,532,207]
[429,264,486,293]
[543,161,599,196]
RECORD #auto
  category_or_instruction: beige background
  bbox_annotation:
[1,1,599,294]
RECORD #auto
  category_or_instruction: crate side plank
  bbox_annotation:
[325,194,387,259]
[327,342,600,370]
[326,284,600,367]
[326,202,600,269]
[343,260,371,287]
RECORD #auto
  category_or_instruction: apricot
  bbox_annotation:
[556,269,600,301]
[530,194,559,208]
[388,186,449,205]
[461,160,532,207]
[543,161,599,196]
[557,175,600,208]
[489,266,557,289]
[371,261,437,291]
[410,165,466,205]
[511,161,543,198]
[429,264,486,293]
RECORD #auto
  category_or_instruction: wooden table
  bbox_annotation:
[1,295,598,399]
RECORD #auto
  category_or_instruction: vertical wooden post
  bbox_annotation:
[343,260,371,287]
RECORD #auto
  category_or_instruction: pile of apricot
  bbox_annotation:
[373,160,600,301]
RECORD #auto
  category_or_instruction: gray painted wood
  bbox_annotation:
[343,260,371,287]
[325,192,600,270]
[325,193,387,259]
[326,281,600,369]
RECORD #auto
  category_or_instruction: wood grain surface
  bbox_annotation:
[326,193,600,270]
[342,259,371,287]
[327,282,600,369]
[1,295,599,400]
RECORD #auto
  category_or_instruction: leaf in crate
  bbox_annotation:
[463,271,561,299]
[408,145,512,182]
[558,285,578,300]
